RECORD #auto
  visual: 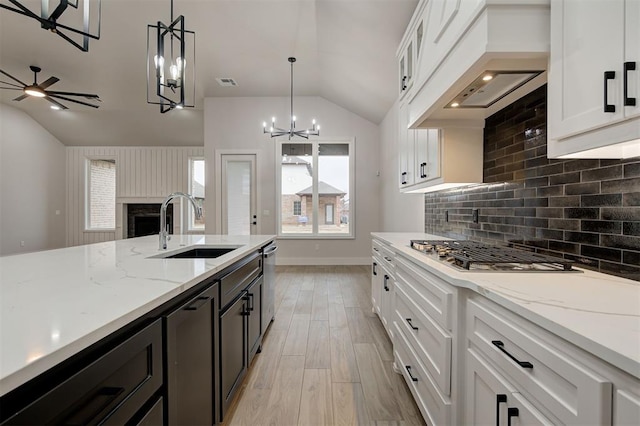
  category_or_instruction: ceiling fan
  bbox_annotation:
[0,65,101,110]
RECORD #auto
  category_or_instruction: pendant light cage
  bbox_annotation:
[0,0,101,52]
[146,0,195,113]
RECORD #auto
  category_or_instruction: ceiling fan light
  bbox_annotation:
[24,86,46,97]
[50,105,61,110]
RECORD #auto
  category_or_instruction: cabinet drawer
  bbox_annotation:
[395,280,452,396]
[5,320,163,425]
[394,322,451,426]
[220,252,261,309]
[467,296,612,425]
[395,254,454,331]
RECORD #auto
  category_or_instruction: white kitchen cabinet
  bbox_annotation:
[466,348,556,425]
[398,125,483,193]
[414,128,441,184]
[371,238,395,339]
[398,101,415,188]
[615,389,640,425]
[548,0,640,158]
[466,295,613,425]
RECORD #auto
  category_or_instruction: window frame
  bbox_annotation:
[85,156,117,231]
[187,156,205,233]
[276,138,355,240]
[293,200,302,216]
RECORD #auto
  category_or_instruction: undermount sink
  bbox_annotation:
[149,245,241,259]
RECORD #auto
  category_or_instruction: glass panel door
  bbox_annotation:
[221,154,257,235]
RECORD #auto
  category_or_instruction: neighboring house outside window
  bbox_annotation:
[87,159,116,230]
[278,140,354,238]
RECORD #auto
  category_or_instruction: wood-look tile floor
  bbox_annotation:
[223,266,426,426]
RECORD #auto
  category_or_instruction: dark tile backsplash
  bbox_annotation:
[424,85,640,281]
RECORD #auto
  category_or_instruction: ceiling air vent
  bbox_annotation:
[216,78,238,87]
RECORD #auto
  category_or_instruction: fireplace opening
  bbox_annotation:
[127,204,173,238]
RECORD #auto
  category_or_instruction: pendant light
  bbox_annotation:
[263,57,320,139]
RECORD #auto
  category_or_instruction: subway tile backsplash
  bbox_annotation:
[424,85,640,281]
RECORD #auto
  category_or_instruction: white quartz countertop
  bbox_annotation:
[0,234,275,396]
[372,233,640,379]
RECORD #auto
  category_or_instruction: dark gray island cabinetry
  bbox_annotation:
[0,236,275,426]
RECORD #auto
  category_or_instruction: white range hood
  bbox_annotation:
[407,1,550,129]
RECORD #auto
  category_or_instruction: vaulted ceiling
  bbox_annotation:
[0,0,417,146]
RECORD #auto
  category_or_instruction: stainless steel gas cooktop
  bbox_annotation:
[410,240,577,272]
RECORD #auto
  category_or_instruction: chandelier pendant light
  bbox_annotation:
[146,0,195,113]
[263,57,320,140]
[0,0,101,52]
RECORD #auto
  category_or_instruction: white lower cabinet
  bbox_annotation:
[466,295,614,425]
[466,348,555,425]
[371,238,396,338]
[370,236,640,426]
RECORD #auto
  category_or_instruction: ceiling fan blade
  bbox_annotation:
[49,94,99,108]
[0,69,27,87]
[0,80,24,88]
[47,90,100,99]
[0,87,22,91]
[13,94,28,101]
[44,96,68,110]
[39,76,60,90]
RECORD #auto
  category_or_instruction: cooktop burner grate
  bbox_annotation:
[410,240,575,271]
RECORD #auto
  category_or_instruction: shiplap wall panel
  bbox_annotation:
[66,146,204,247]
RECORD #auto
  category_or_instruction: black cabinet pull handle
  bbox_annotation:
[372,262,377,276]
[401,171,407,185]
[492,340,533,369]
[420,162,427,178]
[248,293,254,311]
[507,407,519,426]
[384,256,392,262]
[383,274,390,291]
[405,365,418,382]
[624,61,637,106]
[406,318,418,330]
[373,247,379,252]
[496,394,507,426]
[604,70,616,113]
[184,296,210,311]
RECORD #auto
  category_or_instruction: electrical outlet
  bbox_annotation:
[20,241,25,247]
[472,209,479,223]
[445,210,449,222]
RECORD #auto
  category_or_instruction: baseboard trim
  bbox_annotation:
[276,257,370,266]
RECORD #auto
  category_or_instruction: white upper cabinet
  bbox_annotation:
[414,128,441,185]
[548,0,640,158]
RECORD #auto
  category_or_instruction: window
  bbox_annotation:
[278,140,354,238]
[86,159,116,230]
[189,158,205,231]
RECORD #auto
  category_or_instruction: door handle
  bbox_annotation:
[420,162,427,178]
[405,365,418,382]
[383,274,390,291]
[406,318,419,330]
[496,394,507,426]
[372,262,377,276]
[624,61,637,106]
[248,293,254,311]
[507,407,519,426]
[184,296,210,311]
[401,171,407,185]
[604,70,616,113]
[492,340,533,369]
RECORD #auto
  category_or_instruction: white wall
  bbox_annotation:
[66,146,204,246]
[204,96,380,264]
[0,104,66,255]
[379,101,424,232]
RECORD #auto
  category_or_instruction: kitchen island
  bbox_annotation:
[0,234,275,423]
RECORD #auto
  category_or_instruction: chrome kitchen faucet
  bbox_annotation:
[159,192,203,249]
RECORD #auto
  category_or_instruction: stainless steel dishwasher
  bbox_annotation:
[262,242,277,334]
